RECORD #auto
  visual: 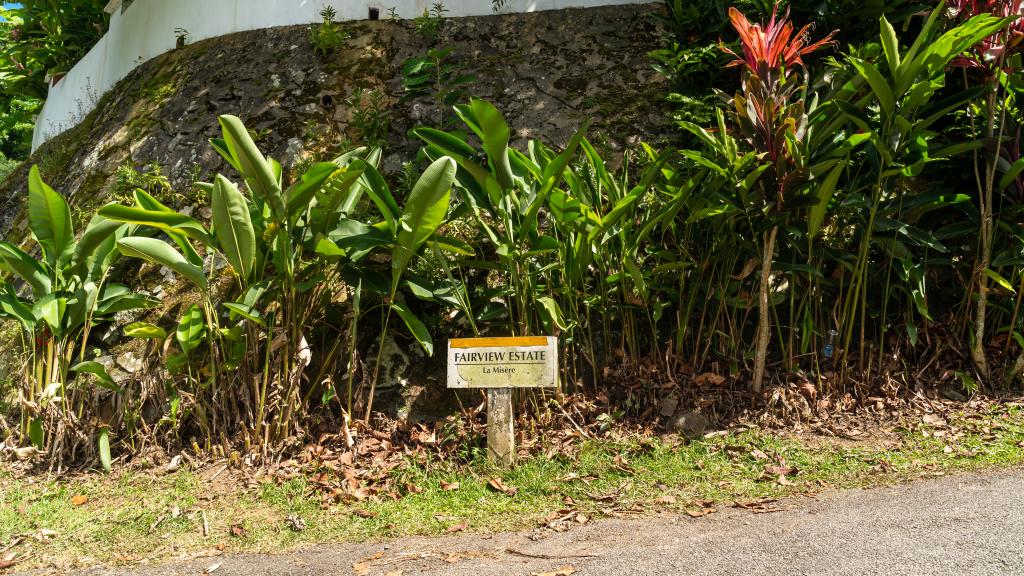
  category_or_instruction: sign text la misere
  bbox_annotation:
[446,336,558,389]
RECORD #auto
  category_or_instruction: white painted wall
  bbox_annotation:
[31,0,653,151]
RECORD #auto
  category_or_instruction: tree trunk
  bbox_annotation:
[752,226,778,393]
[972,90,998,382]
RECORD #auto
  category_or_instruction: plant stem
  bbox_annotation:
[752,225,778,392]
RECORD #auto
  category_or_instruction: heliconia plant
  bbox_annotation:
[0,166,157,469]
[415,98,588,340]
[101,114,460,448]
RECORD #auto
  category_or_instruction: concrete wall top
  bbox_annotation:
[31,0,654,151]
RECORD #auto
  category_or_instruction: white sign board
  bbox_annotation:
[447,337,558,389]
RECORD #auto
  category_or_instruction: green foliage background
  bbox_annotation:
[0,1,108,164]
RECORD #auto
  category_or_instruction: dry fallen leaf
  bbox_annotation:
[447,522,468,533]
[229,523,246,537]
[735,497,781,513]
[685,507,716,518]
[765,465,798,477]
[488,477,519,496]
[353,552,384,575]
[440,481,460,491]
[353,509,377,519]
[532,565,577,576]
[70,495,89,506]
[694,372,726,387]
[0,560,17,571]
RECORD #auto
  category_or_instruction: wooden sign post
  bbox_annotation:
[447,336,558,465]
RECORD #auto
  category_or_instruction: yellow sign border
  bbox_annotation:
[449,336,549,348]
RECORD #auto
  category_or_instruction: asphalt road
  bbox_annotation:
[70,468,1024,576]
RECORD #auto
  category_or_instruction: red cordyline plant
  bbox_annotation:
[723,6,838,81]
[721,5,836,174]
[945,0,1024,382]
[718,4,835,392]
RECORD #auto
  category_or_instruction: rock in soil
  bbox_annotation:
[939,384,968,402]
[666,411,708,439]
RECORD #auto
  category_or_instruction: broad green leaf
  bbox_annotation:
[314,237,347,258]
[72,213,121,278]
[624,257,648,300]
[319,164,375,228]
[29,417,44,449]
[33,294,66,336]
[286,162,338,217]
[1000,158,1024,191]
[879,16,900,76]
[679,150,727,175]
[352,162,399,226]
[95,292,160,315]
[808,162,845,240]
[470,98,514,190]
[391,301,433,356]
[592,191,641,241]
[210,137,241,172]
[413,127,493,192]
[932,139,986,158]
[983,269,1015,294]
[848,57,895,118]
[329,219,392,255]
[833,100,872,132]
[219,115,285,219]
[687,204,734,222]
[548,189,583,223]
[391,157,456,296]
[537,296,567,332]
[117,237,209,292]
[520,123,589,238]
[0,292,36,330]
[130,190,205,266]
[403,276,436,301]
[124,321,167,340]
[211,175,256,282]
[27,165,74,267]
[0,241,50,296]
[897,14,1009,96]
[98,428,112,472]
[71,361,123,393]
[223,301,266,326]
[429,235,475,256]
[98,204,213,246]
[955,370,978,395]
[176,304,207,353]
